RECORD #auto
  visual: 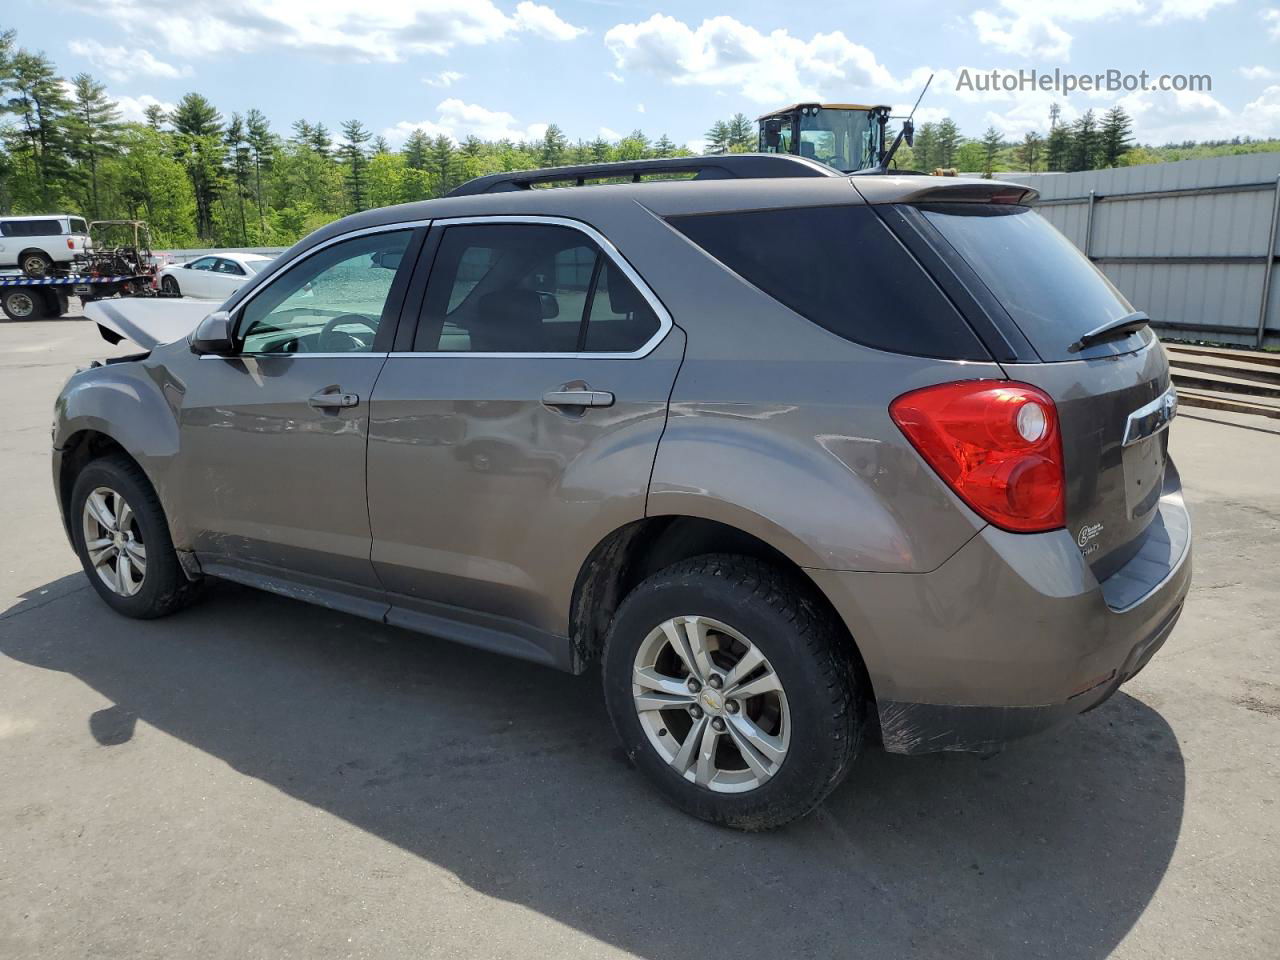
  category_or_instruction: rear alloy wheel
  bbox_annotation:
[20,251,53,277]
[1,290,46,321]
[633,615,791,792]
[70,454,199,618]
[603,554,863,830]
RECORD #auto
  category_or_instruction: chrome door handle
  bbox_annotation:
[308,391,359,409]
[542,389,614,408]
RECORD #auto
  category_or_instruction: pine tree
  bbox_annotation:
[170,92,224,239]
[143,104,167,131]
[616,129,650,160]
[912,122,937,172]
[539,123,568,166]
[704,120,731,153]
[1045,123,1071,171]
[934,118,960,168]
[66,73,120,218]
[590,135,612,162]
[980,126,1002,178]
[653,133,676,158]
[430,134,457,195]
[1100,106,1133,167]
[224,113,252,243]
[1014,132,1042,171]
[727,112,754,151]
[371,135,391,155]
[309,123,332,158]
[244,108,273,230]
[403,130,430,170]
[339,118,371,211]
[1069,110,1101,171]
[6,49,73,209]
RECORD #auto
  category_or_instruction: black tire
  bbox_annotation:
[1,289,46,321]
[602,554,863,830]
[161,275,180,296]
[20,250,53,277]
[70,453,200,619]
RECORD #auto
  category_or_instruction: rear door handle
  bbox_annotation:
[308,391,360,409]
[542,389,614,408]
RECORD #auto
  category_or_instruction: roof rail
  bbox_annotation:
[446,153,840,197]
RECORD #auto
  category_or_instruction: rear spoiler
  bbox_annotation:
[851,176,1038,206]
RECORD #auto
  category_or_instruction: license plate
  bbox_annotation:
[73,284,92,294]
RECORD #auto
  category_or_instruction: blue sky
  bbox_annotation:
[9,1,1280,149]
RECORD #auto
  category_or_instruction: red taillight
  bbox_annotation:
[890,380,1065,533]
[67,237,74,249]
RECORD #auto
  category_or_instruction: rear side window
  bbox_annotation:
[667,205,988,360]
[0,219,62,237]
[918,204,1147,361]
[70,218,88,235]
[415,222,661,354]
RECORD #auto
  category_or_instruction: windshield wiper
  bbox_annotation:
[1069,311,1150,352]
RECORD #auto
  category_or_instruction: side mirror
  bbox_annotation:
[371,251,403,270]
[190,310,236,355]
[183,262,193,269]
[904,119,915,148]
[538,292,560,320]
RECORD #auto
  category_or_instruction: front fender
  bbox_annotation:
[53,360,182,537]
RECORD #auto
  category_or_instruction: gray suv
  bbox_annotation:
[53,157,1191,830]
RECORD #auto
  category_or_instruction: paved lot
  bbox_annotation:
[1,315,1277,960]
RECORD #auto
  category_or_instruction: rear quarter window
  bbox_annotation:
[666,204,989,360]
[917,203,1152,361]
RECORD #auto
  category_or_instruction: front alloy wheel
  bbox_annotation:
[633,615,790,792]
[81,486,147,596]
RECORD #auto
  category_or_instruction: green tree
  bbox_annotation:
[371,135,391,156]
[1016,131,1043,171]
[5,48,73,209]
[403,129,430,170]
[934,118,960,168]
[1069,109,1101,171]
[616,128,650,161]
[171,92,225,238]
[704,119,730,153]
[430,134,457,195]
[339,118,372,211]
[1046,122,1071,171]
[143,103,166,130]
[727,112,754,151]
[1100,106,1133,167]
[590,135,612,162]
[912,122,937,171]
[653,133,676,158]
[980,126,1002,178]
[224,113,252,243]
[66,72,121,218]
[244,108,274,230]
[539,123,568,166]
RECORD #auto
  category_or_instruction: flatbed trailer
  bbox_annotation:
[0,273,154,321]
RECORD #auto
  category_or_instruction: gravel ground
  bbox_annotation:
[1,317,1277,960]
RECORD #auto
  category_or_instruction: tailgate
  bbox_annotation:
[1004,341,1173,578]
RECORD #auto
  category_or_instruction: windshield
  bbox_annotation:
[919,203,1149,360]
[799,110,880,172]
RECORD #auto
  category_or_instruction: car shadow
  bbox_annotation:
[0,575,1185,960]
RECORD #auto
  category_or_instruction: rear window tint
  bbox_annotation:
[0,219,62,237]
[667,205,988,360]
[919,204,1147,360]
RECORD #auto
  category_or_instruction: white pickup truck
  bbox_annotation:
[0,214,90,276]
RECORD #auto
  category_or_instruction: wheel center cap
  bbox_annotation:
[114,532,125,548]
[699,688,724,714]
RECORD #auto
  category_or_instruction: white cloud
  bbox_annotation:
[1265,8,1280,39]
[114,93,177,124]
[608,71,624,84]
[1240,65,1279,80]
[685,137,706,154]
[1114,88,1234,142]
[66,0,584,63]
[969,1,1231,59]
[68,38,189,82]
[511,1,585,41]
[1243,85,1280,136]
[636,102,645,113]
[599,126,622,140]
[604,14,898,104]
[385,98,547,144]
[424,70,465,87]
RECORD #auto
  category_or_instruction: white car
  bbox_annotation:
[0,214,90,276]
[159,253,273,300]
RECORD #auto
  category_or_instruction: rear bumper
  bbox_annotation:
[808,463,1192,754]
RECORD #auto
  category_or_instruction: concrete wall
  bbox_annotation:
[1011,152,1280,348]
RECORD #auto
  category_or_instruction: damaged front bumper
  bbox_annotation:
[808,465,1192,754]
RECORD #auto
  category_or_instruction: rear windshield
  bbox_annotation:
[667,205,989,360]
[918,204,1147,360]
[70,218,88,235]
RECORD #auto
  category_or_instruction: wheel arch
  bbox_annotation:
[568,514,878,730]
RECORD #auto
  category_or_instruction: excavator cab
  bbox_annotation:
[757,103,892,173]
